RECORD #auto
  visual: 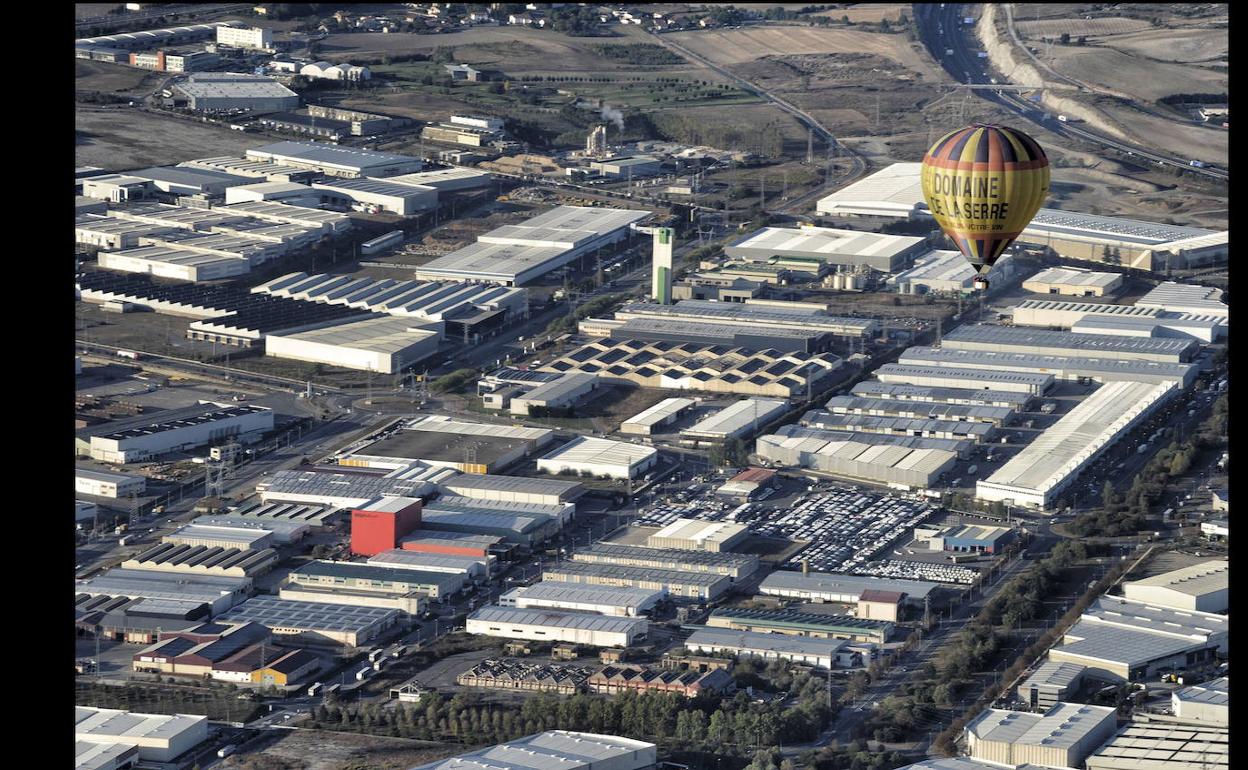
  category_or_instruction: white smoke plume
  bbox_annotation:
[600,104,625,131]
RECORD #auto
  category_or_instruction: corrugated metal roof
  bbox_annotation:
[468,605,646,633]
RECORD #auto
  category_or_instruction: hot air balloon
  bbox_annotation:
[920,124,1050,291]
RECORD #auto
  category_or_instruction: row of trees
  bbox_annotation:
[545,292,631,336]
[309,681,829,752]
[1069,392,1227,537]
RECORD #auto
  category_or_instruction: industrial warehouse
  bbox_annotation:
[813,162,1227,271]
[542,562,733,601]
[409,732,656,770]
[80,404,274,464]
[340,416,554,472]
[756,425,960,489]
[439,474,585,506]
[1120,560,1228,613]
[977,380,1177,509]
[500,582,663,617]
[571,543,759,580]
[683,627,855,670]
[940,325,1197,364]
[850,381,1033,409]
[965,703,1119,769]
[706,608,894,644]
[646,518,750,552]
[1009,300,1225,343]
[536,436,658,480]
[892,250,1015,295]
[897,348,1197,388]
[1045,595,1228,682]
[542,339,843,398]
[415,205,650,285]
[263,316,442,374]
[874,364,1054,394]
[367,549,493,579]
[245,141,424,178]
[724,225,928,272]
[214,596,400,647]
[1023,267,1124,297]
[466,606,648,647]
[620,397,697,435]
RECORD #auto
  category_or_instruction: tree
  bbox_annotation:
[1059,32,1071,44]
[1101,480,1117,512]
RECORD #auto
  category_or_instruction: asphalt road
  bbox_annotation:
[914,4,1227,180]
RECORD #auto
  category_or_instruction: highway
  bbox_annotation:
[914,5,1227,181]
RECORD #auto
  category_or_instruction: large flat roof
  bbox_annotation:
[501,582,663,609]
[293,560,461,588]
[468,605,646,633]
[622,397,696,428]
[76,706,206,742]
[575,543,759,569]
[966,702,1117,750]
[650,518,749,545]
[1134,282,1228,316]
[710,607,893,633]
[253,272,524,321]
[352,415,551,464]
[685,626,849,657]
[682,399,789,437]
[76,467,146,484]
[759,569,938,600]
[1025,267,1123,289]
[1019,660,1087,692]
[215,595,398,632]
[408,731,656,770]
[1124,560,1228,598]
[726,225,924,260]
[876,363,1054,387]
[441,474,585,498]
[539,436,657,467]
[942,324,1196,359]
[1084,722,1228,769]
[826,395,1014,423]
[898,348,1197,384]
[77,568,249,604]
[620,300,878,333]
[269,316,439,354]
[816,162,925,216]
[545,562,729,587]
[978,380,1173,497]
[850,381,1032,407]
[175,72,297,100]
[247,141,420,172]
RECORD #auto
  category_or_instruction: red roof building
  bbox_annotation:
[351,496,422,556]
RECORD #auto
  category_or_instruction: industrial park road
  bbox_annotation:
[914,4,1226,180]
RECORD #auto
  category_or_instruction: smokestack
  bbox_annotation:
[802,559,810,576]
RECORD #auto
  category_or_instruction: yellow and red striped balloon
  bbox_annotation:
[920,124,1050,274]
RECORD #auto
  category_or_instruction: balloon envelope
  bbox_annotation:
[920,124,1050,270]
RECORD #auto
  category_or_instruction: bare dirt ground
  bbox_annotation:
[76,107,259,170]
[667,27,944,78]
[220,729,457,770]
[1042,46,1226,102]
[76,60,168,96]
[77,3,121,18]
[1098,27,1228,63]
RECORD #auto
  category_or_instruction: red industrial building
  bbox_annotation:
[399,529,502,558]
[350,497,423,556]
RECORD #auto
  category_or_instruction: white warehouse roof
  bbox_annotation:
[649,518,749,547]
[977,380,1175,507]
[621,397,696,429]
[76,706,207,745]
[467,605,646,635]
[966,702,1118,750]
[408,731,657,770]
[816,162,925,218]
[1135,282,1228,318]
[759,569,938,600]
[538,436,657,469]
[1024,266,1123,289]
[681,398,788,439]
[1123,560,1228,601]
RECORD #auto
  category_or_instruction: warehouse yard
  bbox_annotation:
[76,107,258,170]
[221,729,457,770]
